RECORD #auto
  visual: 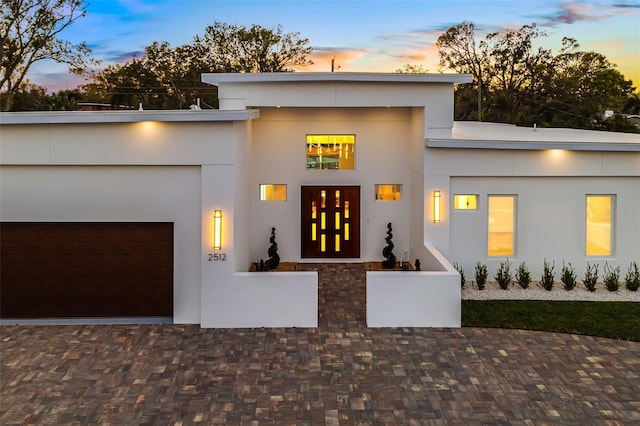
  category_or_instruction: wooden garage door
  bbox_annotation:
[0,222,173,319]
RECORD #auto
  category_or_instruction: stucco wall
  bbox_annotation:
[446,176,640,279]
[424,147,640,279]
[0,165,202,323]
[246,107,416,262]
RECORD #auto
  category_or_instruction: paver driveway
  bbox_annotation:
[2,264,639,424]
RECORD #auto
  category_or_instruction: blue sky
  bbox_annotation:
[34,0,640,92]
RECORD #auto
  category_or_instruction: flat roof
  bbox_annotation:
[0,109,259,125]
[203,72,473,86]
[427,121,640,152]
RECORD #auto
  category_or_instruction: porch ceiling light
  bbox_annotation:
[213,210,223,250]
[433,190,441,223]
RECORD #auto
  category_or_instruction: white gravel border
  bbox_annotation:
[462,281,640,302]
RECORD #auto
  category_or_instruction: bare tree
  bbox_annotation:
[1,0,96,111]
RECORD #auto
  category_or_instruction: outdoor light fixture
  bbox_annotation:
[213,210,222,250]
[433,190,441,223]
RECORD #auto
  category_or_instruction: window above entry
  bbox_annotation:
[306,135,355,170]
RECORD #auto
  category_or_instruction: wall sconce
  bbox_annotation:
[433,190,441,223]
[213,210,222,250]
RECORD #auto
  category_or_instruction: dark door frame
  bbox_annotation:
[301,185,360,258]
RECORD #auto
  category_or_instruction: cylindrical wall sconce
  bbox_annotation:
[213,210,222,250]
[433,190,441,223]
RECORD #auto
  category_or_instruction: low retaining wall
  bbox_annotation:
[203,271,318,328]
[367,244,461,327]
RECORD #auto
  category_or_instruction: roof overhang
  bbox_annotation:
[203,72,473,86]
[0,109,259,125]
[426,138,640,152]
[427,122,640,152]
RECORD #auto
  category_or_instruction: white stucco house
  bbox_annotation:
[1,72,639,328]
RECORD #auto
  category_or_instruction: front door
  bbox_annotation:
[301,186,360,258]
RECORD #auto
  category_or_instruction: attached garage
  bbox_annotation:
[1,222,173,319]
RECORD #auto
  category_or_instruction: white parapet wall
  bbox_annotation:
[366,244,461,327]
[202,272,318,328]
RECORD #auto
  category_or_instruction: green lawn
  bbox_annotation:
[462,300,640,342]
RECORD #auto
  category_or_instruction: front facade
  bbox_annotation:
[1,73,638,327]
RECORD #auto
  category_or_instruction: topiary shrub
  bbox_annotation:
[624,261,639,291]
[603,262,620,292]
[495,260,512,290]
[583,262,599,292]
[381,223,397,269]
[266,227,280,270]
[515,262,531,289]
[454,262,465,288]
[560,261,577,291]
[474,261,488,290]
[540,259,555,291]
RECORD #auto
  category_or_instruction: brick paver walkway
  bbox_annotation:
[2,264,639,424]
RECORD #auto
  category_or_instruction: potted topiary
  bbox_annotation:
[381,223,397,269]
[266,227,280,270]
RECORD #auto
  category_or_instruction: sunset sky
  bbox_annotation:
[32,0,640,92]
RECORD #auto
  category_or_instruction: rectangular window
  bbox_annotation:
[453,194,478,210]
[306,135,355,170]
[260,184,287,201]
[488,195,516,256]
[375,184,402,201]
[586,195,614,256]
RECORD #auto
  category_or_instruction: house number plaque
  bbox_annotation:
[208,253,227,261]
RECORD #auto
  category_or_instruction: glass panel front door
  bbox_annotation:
[301,186,360,258]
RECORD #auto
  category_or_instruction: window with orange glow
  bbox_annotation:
[453,194,478,210]
[375,184,402,201]
[488,195,516,256]
[306,135,355,170]
[260,184,287,201]
[586,195,614,256]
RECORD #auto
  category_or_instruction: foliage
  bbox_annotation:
[540,259,555,291]
[83,22,312,110]
[395,64,428,73]
[453,262,465,288]
[1,0,97,111]
[414,259,421,271]
[436,21,637,132]
[193,22,312,73]
[266,227,280,270]
[560,261,577,291]
[1,83,83,111]
[381,223,396,269]
[603,263,620,292]
[474,261,488,290]
[494,260,512,290]
[462,300,640,342]
[515,262,531,289]
[625,261,640,292]
[583,262,599,292]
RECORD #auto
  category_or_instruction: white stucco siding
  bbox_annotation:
[1,122,238,165]
[215,79,456,138]
[247,107,416,262]
[446,176,640,279]
[424,147,639,278]
[0,165,202,324]
[425,148,640,177]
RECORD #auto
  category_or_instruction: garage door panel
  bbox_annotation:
[1,222,173,318]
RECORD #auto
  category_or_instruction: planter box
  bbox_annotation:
[366,245,461,327]
[204,271,318,328]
